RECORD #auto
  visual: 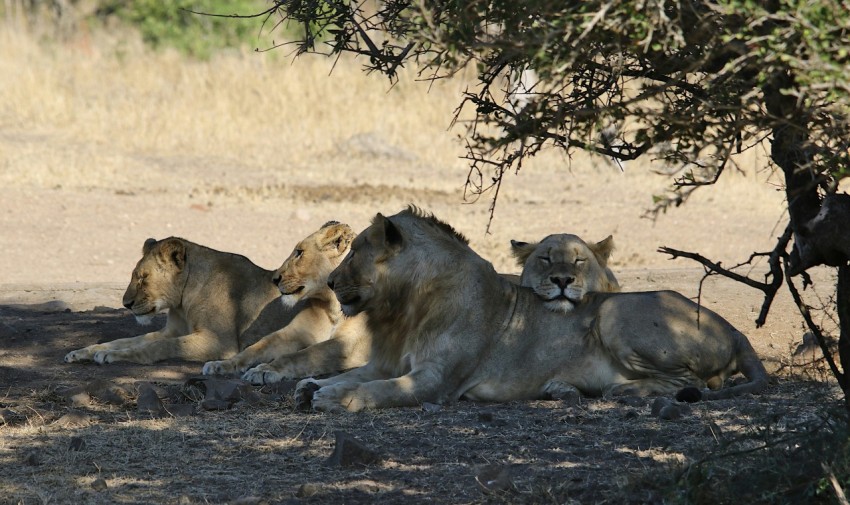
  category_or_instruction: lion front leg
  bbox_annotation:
[310,365,446,413]
[92,330,237,364]
[202,328,308,376]
[64,330,171,363]
[294,361,387,411]
[242,332,369,385]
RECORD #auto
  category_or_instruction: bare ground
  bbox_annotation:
[0,267,843,505]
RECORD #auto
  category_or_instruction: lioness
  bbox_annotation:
[294,207,768,412]
[64,237,300,364]
[203,222,370,384]
[510,233,620,312]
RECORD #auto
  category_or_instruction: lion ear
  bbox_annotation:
[590,235,615,267]
[510,239,538,266]
[319,223,355,255]
[377,213,403,250]
[142,238,157,255]
[158,238,187,271]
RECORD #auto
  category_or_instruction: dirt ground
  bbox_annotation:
[0,28,846,504]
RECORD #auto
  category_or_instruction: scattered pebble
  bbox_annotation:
[325,431,381,468]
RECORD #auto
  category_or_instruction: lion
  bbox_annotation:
[293,207,768,412]
[510,233,620,312]
[64,237,297,364]
[202,222,371,384]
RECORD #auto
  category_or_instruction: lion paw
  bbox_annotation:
[312,382,366,413]
[242,364,284,385]
[202,360,238,376]
[93,350,119,365]
[294,379,321,411]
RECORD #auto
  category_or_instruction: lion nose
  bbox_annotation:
[123,299,134,310]
[550,276,574,290]
[327,279,335,290]
[272,274,281,285]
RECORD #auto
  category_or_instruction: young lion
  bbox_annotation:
[202,222,371,384]
[64,237,300,365]
[294,207,768,412]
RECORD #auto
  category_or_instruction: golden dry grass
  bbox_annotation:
[0,17,470,190]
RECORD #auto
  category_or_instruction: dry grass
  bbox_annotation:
[0,18,470,191]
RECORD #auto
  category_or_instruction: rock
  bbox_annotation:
[421,402,441,413]
[184,376,260,410]
[658,405,682,420]
[325,431,382,468]
[91,478,108,491]
[650,397,672,416]
[296,483,322,498]
[55,410,93,427]
[136,383,165,417]
[85,379,132,405]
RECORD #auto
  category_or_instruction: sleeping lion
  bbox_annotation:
[294,207,768,412]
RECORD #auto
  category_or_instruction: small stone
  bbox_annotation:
[55,410,93,427]
[651,397,672,416]
[296,483,322,498]
[325,431,381,467]
[421,402,441,413]
[136,383,165,417]
[658,405,682,420]
[91,478,108,491]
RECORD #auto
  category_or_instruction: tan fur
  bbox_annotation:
[202,222,372,384]
[511,234,620,313]
[64,237,298,364]
[294,207,769,412]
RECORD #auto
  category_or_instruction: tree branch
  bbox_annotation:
[659,225,792,327]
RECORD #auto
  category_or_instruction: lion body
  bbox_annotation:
[64,237,300,365]
[295,207,768,412]
[202,222,371,383]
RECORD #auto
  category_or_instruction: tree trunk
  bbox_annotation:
[838,265,850,411]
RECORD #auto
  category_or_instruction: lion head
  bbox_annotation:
[273,221,356,307]
[327,206,470,319]
[122,237,189,325]
[511,234,619,313]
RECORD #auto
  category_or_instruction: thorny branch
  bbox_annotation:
[785,258,845,389]
[659,225,793,327]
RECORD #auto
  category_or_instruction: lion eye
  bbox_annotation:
[294,249,304,259]
[538,256,551,264]
[575,258,586,265]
